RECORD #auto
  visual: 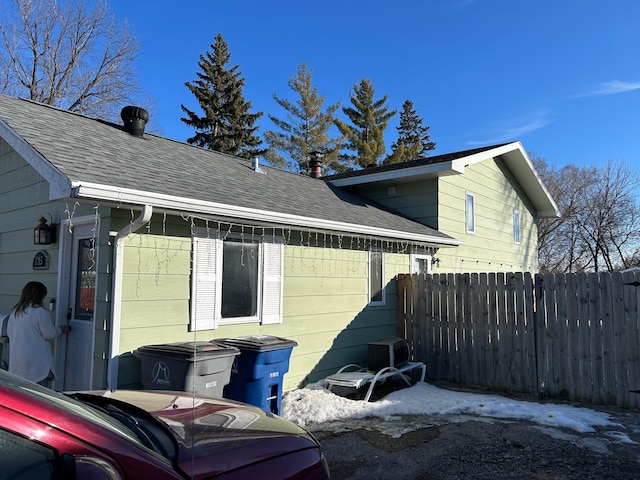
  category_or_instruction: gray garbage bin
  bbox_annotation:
[135,341,239,397]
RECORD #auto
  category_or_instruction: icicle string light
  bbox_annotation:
[57,201,457,263]
[62,203,456,292]
[64,201,80,233]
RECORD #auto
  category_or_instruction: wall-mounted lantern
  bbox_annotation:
[33,215,57,245]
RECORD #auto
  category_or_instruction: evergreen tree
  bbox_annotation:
[335,78,396,170]
[181,33,264,158]
[264,63,342,174]
[384,100,436,165]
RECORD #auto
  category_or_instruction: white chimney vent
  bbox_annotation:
[252,156,266,174]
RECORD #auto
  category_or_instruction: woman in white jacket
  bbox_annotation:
[7,281,70,387]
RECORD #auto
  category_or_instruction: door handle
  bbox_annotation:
[66,308,72,320]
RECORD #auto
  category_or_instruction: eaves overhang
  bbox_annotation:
[71,182,463,247]
[328,161,464,187]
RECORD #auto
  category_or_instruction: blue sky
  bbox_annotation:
[107,0,640,169]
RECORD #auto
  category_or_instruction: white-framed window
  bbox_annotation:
[369,248,385,306]
[190,229,284,331]
[513,209,521,244]
[465,192,475,234]
[410,253,432,275]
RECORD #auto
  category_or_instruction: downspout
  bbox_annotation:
[107,205,153,391]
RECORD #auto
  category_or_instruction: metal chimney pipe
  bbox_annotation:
[120,106,149,137]
[309,159,323,178]
[309,151,324,178]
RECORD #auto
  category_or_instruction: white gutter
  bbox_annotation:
[107,205,153,391]
[72,182,462,247]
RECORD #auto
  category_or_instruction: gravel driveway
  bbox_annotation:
[311,404,640,479]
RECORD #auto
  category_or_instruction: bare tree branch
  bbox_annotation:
[0,0,144,121]
[535,154,640,272]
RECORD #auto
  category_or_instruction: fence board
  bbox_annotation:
[523,272,537,392]
[412,273,425,362]
[445,273,456,381]
[534,274,546,396]
[613,272,629,407]
[565,274,580,400]
[476,273,489,386]
[503,273,516,390]
[465,273,482,385]
[600,273,617,404]
[588,274,605,404]
[457,273,469,384]
[422,274,435,374]
[431,274,443,379]
[576,273,591,402]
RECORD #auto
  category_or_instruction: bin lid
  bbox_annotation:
[136,341,239,360]
[214,335,298,352]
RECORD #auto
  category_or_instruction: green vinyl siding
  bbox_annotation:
[115,228,411,390]
[437,157,538,272]
[344,156,539,273]
[349,180,439,229]
[0,143,60,309]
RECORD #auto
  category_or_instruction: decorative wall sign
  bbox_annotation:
[32,250,50,270]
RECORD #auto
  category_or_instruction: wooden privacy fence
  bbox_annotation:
[397,271,640,409]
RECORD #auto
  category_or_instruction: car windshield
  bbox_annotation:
[1,369,143,446]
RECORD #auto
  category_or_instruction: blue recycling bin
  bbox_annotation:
[216,335,297,415]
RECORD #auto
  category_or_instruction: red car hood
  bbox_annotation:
[97,390,320,478]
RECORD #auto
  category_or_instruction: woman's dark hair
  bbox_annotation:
[13,281,47,315]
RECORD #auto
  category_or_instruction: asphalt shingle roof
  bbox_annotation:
[0,95,457,244]
[324,143,511,181]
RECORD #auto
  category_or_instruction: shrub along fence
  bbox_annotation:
[396,271,640,409]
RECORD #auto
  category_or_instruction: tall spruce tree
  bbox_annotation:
[384,100,436,165]
[264,63,342,174]
[335,78,396,170]
[181,33,264,158]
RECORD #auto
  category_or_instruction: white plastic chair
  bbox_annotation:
[326,361,426,402]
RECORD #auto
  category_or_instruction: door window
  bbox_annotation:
[411,254,432,275]
[75,238,96,321]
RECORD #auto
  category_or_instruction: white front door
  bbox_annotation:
[57,220,98,390]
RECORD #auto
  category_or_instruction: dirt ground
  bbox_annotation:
[310,386,640,480]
